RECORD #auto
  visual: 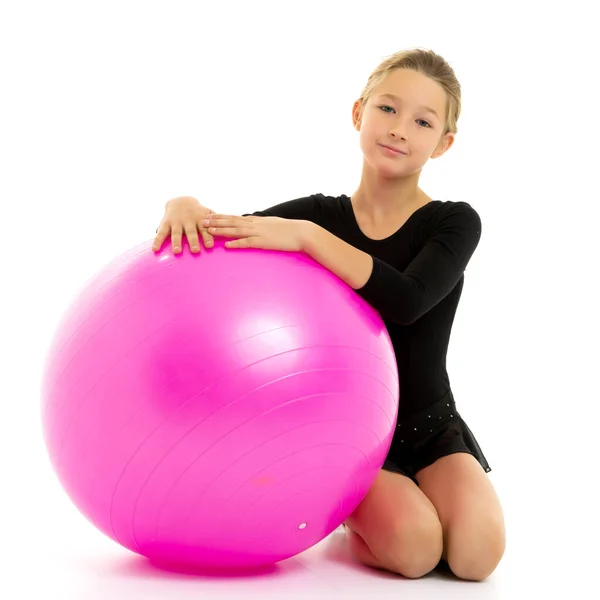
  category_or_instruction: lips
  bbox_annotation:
[379,144,407,155]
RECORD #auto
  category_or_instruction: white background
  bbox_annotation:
[1,1,598,598]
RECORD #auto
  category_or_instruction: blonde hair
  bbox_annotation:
[358,48,461,137]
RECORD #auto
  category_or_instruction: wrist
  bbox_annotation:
[300,220,319,253]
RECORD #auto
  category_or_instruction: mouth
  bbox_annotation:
[379,144,407,155]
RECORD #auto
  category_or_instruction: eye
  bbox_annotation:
[379,106,431,128]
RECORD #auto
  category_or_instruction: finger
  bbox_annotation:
[203,216,241,226]
[184,222,201,253]
[224,237,258,249]
[208,226,242,238]
[152,223,170,251]
[171,224,183,254]
[203,218,229,227]
[199,227,214,248]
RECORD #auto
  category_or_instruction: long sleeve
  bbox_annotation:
[355,202,482,325]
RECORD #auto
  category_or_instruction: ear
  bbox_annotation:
[352,100,363,131]
[431,132,455,159]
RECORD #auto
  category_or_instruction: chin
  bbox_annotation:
[372,154,405,176]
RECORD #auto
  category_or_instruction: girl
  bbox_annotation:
[152,48,505,581]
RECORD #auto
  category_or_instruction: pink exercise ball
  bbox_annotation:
[41,237,399,569]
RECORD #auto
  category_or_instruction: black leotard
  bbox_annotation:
[245,193,482,421]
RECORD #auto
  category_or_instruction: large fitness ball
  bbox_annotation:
[41,236,399,569]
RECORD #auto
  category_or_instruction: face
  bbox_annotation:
[352,69,454,176]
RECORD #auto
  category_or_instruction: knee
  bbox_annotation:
[447,517,506,581]
[385,515,444,579]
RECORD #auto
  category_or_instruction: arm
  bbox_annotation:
[302,223,374,289]
[303,203,482,325]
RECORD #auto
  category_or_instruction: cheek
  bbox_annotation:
[358,128,369,152]
[358,124,378,152]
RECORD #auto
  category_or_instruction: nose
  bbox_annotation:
[388,116,411,140]
[388,125,407,141]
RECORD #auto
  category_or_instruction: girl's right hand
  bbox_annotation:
[152,196,215,254]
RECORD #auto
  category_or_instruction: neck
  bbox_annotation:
[351,161,426,219]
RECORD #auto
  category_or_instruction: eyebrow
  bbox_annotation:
[378,93,440,119]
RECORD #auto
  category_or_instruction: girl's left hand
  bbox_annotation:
[202,214,311,252]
